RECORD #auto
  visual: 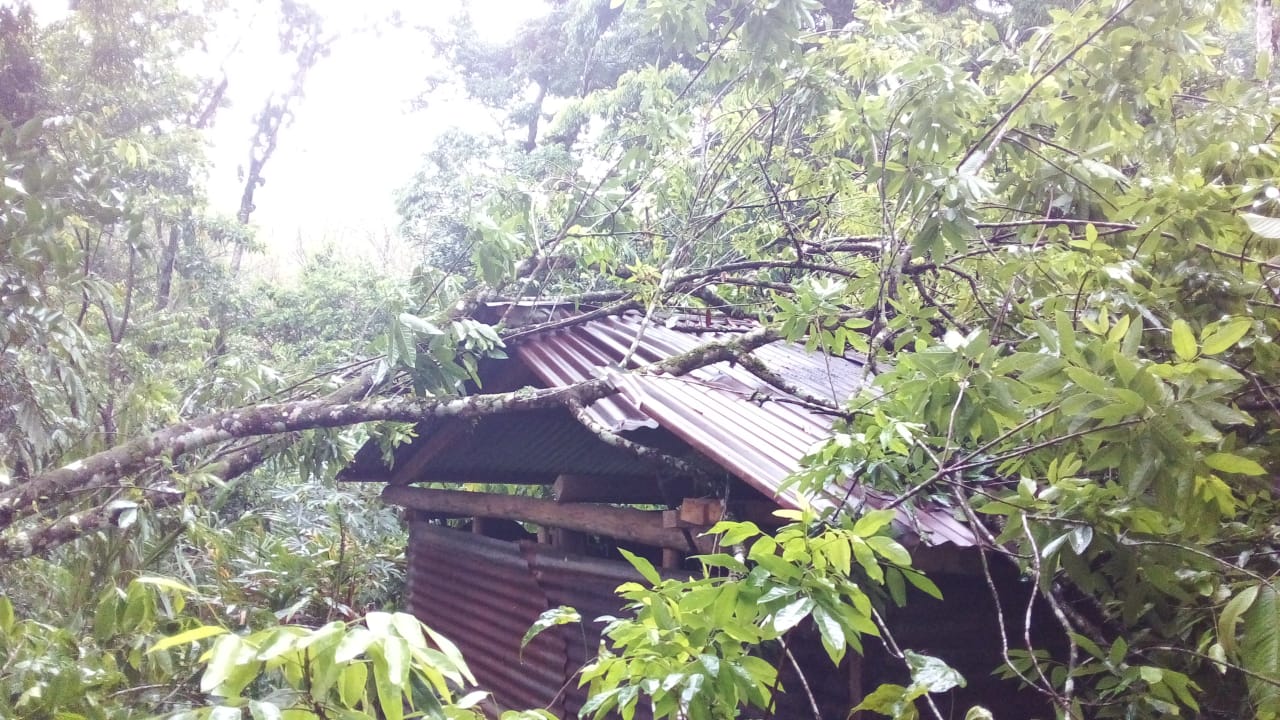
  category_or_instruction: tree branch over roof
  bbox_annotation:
[0,326,777,537]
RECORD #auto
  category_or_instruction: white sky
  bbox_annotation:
[17,0,546,275]
[205,0,546,274]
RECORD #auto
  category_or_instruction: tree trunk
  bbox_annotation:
[155,222,179,310]
[1259,0,1275,80]
[523,80,547,152]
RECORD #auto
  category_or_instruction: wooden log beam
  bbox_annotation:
[382,485,712,553]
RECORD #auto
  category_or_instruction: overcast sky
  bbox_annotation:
[19,0,545,274]
[201,0,545,272]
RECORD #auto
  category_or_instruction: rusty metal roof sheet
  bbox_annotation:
[513,308,975,547]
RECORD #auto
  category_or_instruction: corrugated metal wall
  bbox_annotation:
[410,523,1049,719]
[409,522,656,718]
[409,522,569,714]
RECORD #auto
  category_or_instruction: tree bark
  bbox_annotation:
[1260,0,1276,81]
[155,223,179,310]
[383,485,711,553]
[0,436,276,563]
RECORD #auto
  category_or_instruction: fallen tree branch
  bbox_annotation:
[0,436,279,562]
[1,327,778,530]
[565,398,710,480]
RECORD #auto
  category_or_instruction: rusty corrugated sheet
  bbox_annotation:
[522,544,667,720]
[514,309,976,547]
[409,522,568,715]
[411,523,673,719]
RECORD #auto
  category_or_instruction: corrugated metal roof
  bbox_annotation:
[513,308,975,547]
[407,409,656,483]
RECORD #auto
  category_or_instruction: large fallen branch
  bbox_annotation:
[0,327,777,531]
[0,436,280,562]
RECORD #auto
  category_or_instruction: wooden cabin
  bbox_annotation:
[340,302,1052,719]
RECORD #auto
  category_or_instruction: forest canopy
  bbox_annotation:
[4,0,1280,718]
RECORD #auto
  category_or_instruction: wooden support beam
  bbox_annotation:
[383,485,712,553]
[664,498,725,528]
[680,498,723,526]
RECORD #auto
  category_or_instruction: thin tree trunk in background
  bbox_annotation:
[156,223,179,310]
[113,243,137,345]
[523,80,547,151]
[229,7,332,272]
[1259,0,1275,80]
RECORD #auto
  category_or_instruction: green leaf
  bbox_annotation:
[0,596,13,635]
[902,570,943,600]
[1200,318,1252,356]
[1108,636,1128,667]
[94,591,119,643]
[812,604,847,664]
[707,520,762,547]
[149,624,228,654]
[618,548,661,585]
[338,662,368,707]
[1171,319,1198,362]
[1220,584,1261,659]
[866,535,912,566]
[200,634,244,694]
[1242,212,1280,239]
[1204,453,1267,476]
[256,627,305,661]
[771,596,815,634]
[249,701,284,720]
[423,624,474,684]
[852,509,896,537]
[334,627,376,664]
[399,313,444,335]
[383,636,407,686]
[886,567,907,607]
[136,575,198,596]
[371,644,405,720]
[1241,585,1280,712]
[852,683,917,719]
[521,606,581,650]
[905,650,965,693]
[1068,525,1094,555]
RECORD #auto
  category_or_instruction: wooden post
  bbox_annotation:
[552,527,587,554]
[662,547,682,569]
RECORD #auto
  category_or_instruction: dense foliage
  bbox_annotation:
[6,0,1280,718]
